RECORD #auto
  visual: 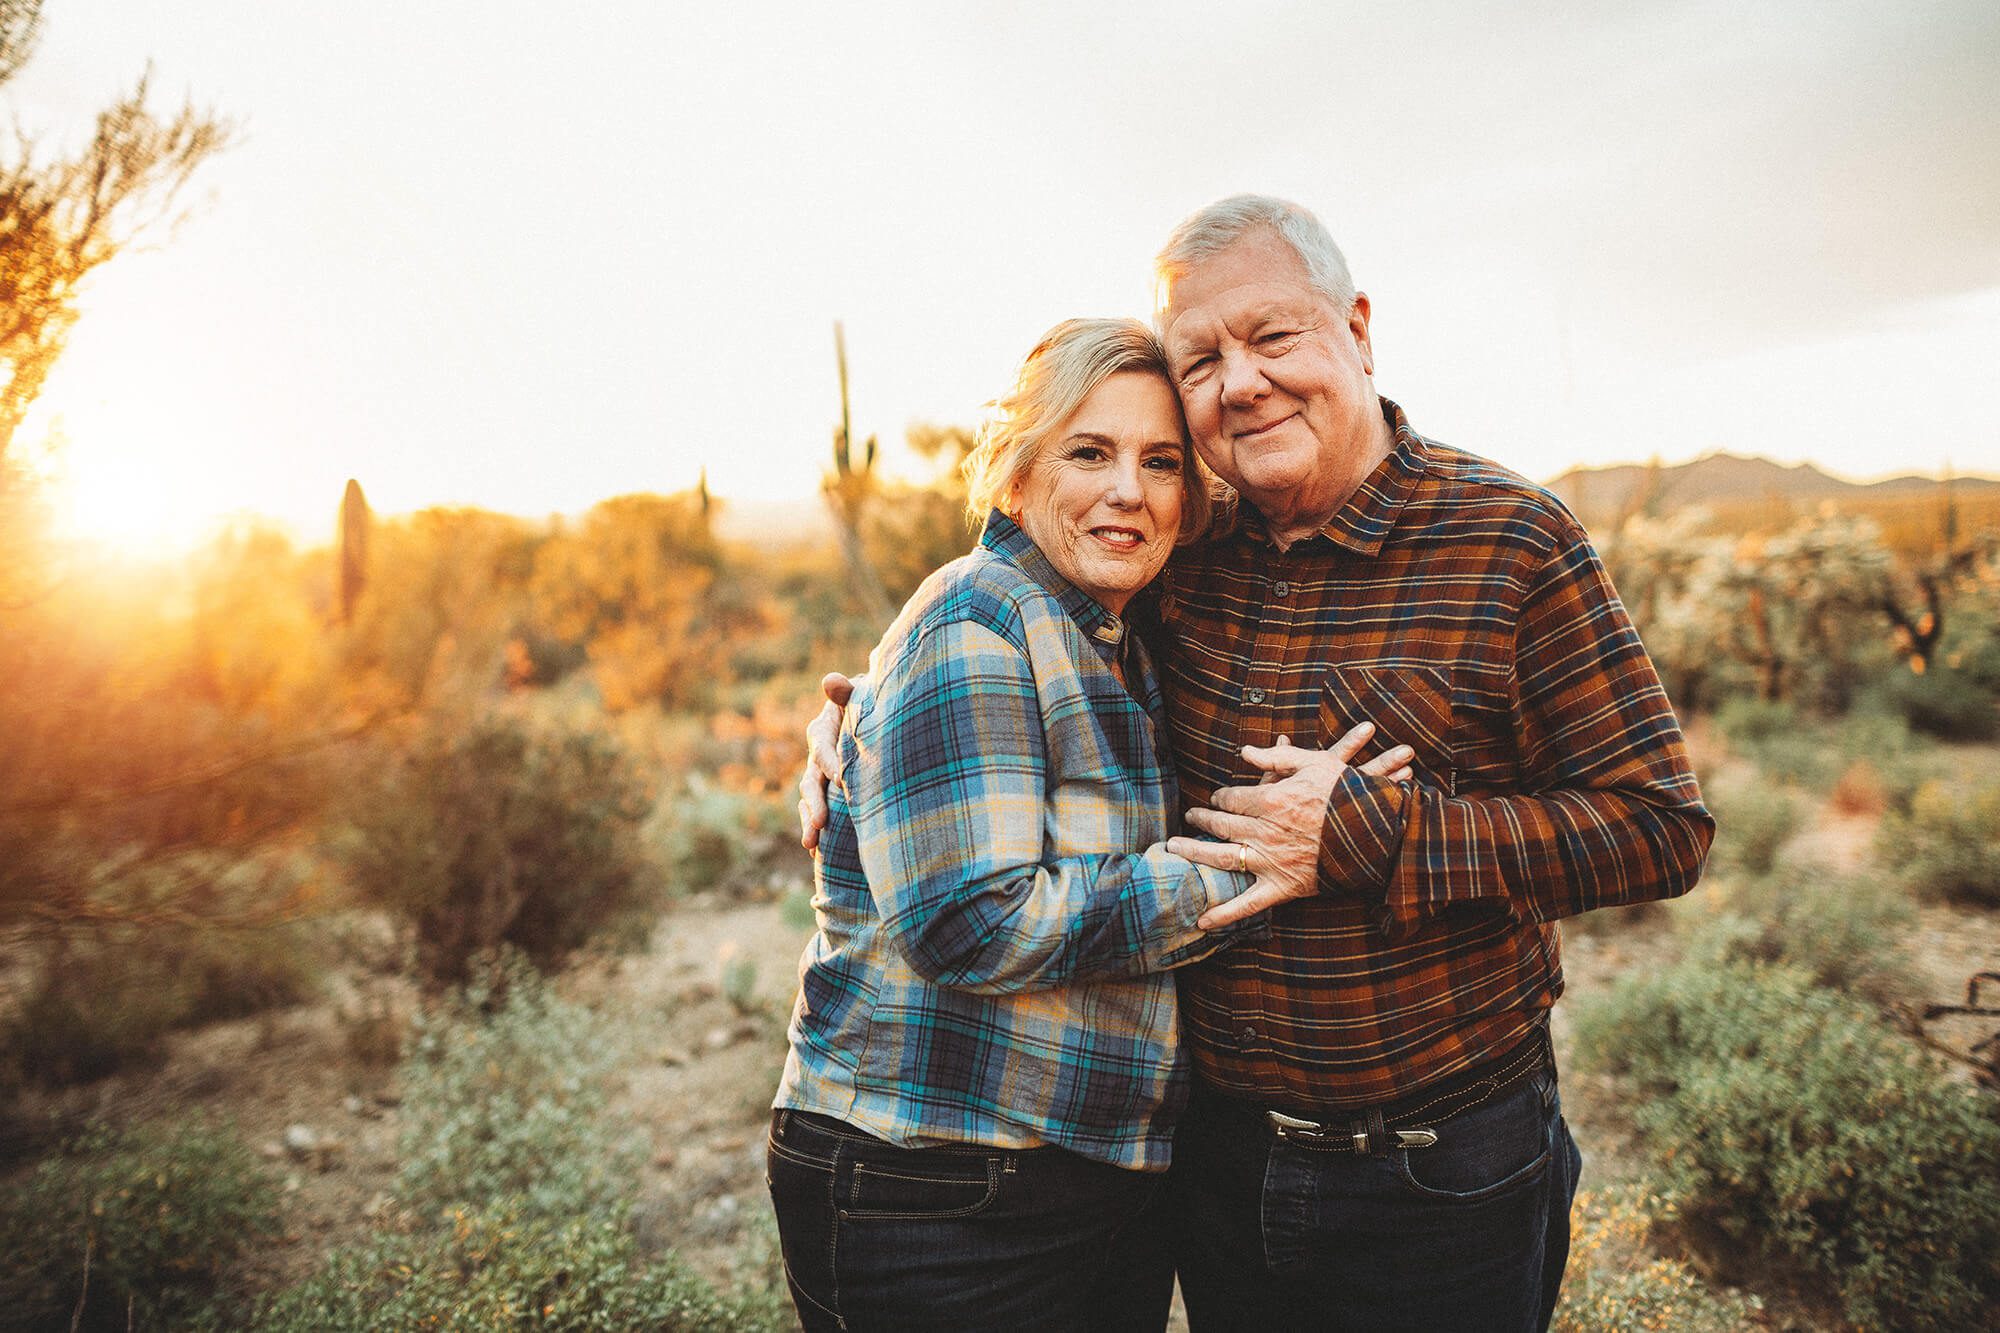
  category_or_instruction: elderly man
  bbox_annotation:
[801,195,1711,1332]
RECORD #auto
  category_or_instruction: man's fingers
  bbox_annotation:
[1243,722,1377,778]
[1326,720,1377,765]
[1357,744,1415,779]
[820,672,854,707]
[1241,741,1316,778]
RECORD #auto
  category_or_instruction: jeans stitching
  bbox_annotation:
[769,1136,837,1171]
[825,1140,845,1327]
[848,1161,996,1187]
[1392,1092,1553,1203]
[843,1158,1001,1220]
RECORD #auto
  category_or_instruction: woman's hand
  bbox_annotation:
[1167,722,1414,929]
[797,672,854,850]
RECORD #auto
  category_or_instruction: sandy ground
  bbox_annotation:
[7,831,1995,1328]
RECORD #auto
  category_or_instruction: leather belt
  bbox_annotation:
[1260,1028,1551,1154]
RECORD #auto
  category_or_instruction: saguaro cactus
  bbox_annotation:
[823,322,894,625]
[337,477,370,625]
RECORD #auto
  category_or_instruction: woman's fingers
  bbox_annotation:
[1357,745,1415,779]
[1167,836,1244,872]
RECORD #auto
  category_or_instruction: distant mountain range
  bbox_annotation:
[1544,453,2000,529]
[711,453,2000,548]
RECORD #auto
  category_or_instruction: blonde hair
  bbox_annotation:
[962,317,1213,543]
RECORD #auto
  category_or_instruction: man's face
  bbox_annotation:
[1160,229,1378,516]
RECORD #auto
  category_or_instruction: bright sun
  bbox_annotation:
[41,413,238,557]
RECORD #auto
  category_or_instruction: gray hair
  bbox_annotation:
[1153,194,1356,321]
[963,317,1213,543]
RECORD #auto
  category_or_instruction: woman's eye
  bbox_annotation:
[1144,455,1183,473]
[1068,445,1106,463]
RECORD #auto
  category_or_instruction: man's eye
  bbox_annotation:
[1258,331,1299,349]
[1178,357,1215,383]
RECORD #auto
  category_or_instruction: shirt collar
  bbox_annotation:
[1229,398,1428,558]
[979,509,1129,650]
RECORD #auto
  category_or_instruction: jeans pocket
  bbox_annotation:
[845,1155,1003,1219]
[1394,1074,1553,1203]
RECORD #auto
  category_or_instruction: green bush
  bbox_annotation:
[0,1121,278,1330]
[395,953,637,1221]
[261,954,790,1330]
[1699,865,1918,1009]
[6,917,321,1087]
[1553,1186,1756,1333]
[1879,662,2000,740]
[1702,777,1803,878]
[255,1204,786,1332]
[653,774,793,897]
[341,710,664,983]
[1711,696,1798,747]
[1574,957,2000,1327]
[1878,777,2000,907]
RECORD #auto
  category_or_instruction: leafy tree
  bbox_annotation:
[0,65,231,463]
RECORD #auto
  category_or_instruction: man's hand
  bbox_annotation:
[797,672,855,851]
[1167,722,1414,929]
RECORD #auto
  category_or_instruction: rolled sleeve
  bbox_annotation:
[1318,520,1712,926]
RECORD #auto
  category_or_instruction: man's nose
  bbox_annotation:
[1219,350,1266,408]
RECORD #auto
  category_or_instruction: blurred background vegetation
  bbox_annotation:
[2,2,1998,1326]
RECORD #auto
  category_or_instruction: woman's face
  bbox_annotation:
[1008,371,1187,616]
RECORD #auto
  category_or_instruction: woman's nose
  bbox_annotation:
[1106,456,1144,506]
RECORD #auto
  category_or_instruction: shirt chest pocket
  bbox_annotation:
[1317,663,1456,794]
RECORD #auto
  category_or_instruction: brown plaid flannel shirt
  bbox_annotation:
[1153,400,1712,1110]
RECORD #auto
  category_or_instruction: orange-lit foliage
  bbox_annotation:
[529,492,767,711]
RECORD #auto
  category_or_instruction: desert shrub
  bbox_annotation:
[0,1121,278,1330]
[1573,957,2000,1328]
[1878,777,2000,907]
[341,710,664,983]
[1711,695,1797,747]
[1697,865,1918,1009]
[255,1203,786,1332]
[653,774,794,897]
[1702,777,1802,879]
[260,954,789,1331]
[1879,662,2000,740]
[5,916,321,1086]
[1552,1186,1756,1333]
[395,953,637,1221]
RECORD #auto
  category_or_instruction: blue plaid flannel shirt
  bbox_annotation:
[774,512,1254,1170]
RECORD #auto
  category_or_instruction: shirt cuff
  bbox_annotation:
[1155,862,1268,968]
[1318,767,1411,905]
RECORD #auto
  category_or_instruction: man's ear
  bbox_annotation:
[1348,293,1375,376]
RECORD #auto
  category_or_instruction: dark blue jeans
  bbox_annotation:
[766,1109,1175,1332]
[1169,1068,1583,1333]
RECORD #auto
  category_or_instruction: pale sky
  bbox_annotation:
[14,0,2000,550]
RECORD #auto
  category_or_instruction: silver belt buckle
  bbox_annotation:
[1265,1110,1438,1151]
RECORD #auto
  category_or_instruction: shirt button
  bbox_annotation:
[1246,688,1265,704]
[1273,580,1290,596]
[1236,1026,1259,1049]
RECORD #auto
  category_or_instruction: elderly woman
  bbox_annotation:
[767,318,1405,1333]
